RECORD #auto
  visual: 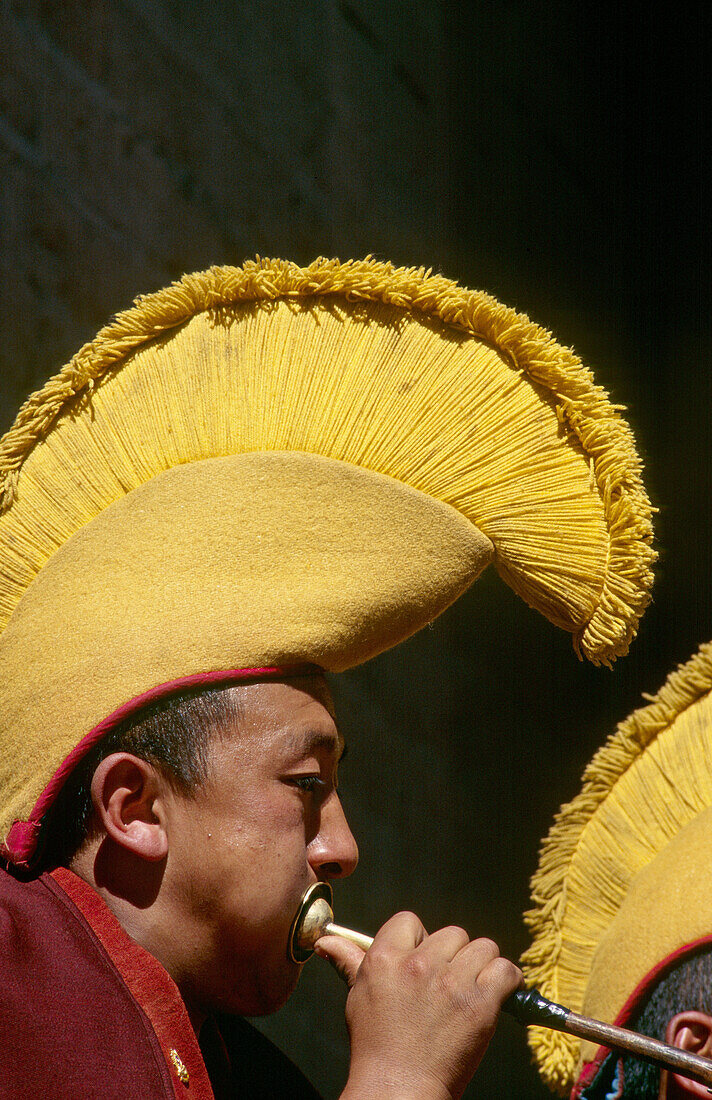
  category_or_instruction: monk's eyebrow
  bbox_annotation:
[287,729,347,758]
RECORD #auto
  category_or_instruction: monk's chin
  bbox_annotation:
[214,958,303,1018]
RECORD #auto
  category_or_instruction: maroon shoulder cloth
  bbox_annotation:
[0,865,322,1100]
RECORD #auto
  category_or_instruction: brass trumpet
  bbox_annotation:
[289,883,712,1091]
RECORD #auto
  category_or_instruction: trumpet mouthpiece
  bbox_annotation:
[289,882,335,963]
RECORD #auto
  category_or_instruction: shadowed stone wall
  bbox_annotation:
[1,0,446,425]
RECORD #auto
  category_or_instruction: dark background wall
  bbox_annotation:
[0,3,708,1096]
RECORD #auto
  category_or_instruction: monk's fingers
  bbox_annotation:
[450,935,502,974]
[413,923,471,965]
[368,910,428,953]
[442,940,523,1017]
[472,953,524,1004]
[314,934,366,988]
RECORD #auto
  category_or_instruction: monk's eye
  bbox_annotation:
[290,775,327,794]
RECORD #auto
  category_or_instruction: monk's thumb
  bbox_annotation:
[313,934,366,987]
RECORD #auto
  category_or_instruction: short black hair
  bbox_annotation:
[38,685,243,870]
[621,946,712,1097]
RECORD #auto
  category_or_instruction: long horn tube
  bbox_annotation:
[289,883,712,1091]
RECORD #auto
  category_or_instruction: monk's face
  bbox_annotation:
[161,676,358,1016]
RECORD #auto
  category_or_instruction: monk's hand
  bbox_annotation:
[317,911,522,1100]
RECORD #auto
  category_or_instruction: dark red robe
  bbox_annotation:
[0,865,322,1099]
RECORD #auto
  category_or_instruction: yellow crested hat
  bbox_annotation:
[522,641,712,1096]
[0,256,655,866]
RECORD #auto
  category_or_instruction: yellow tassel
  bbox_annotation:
[522,641,712,1094]
[0,257,655,666]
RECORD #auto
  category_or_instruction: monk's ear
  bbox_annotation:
[664,1011,712,1096]
[90,752,169,862]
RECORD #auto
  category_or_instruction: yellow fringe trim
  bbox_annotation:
[0,256,654,665]
[522,640,712,1094]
